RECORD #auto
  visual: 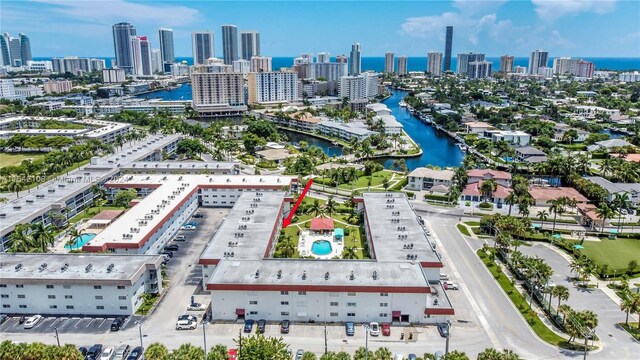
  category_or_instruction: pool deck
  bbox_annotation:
[298,230,344,259]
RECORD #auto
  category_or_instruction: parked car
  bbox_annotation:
[408,355,417,360]
[178,314,197,322]
[369,322,380,336]
[160,251,173,258]
[295,349,304,360]
[439,273,449,280]
[112,344,130,360]
[111,317,125,331]
[257,319,266,333]
[187,303,206,311]
[434,351,444,360]
[126,346,143,360]
[437,323,449,338]
[381,322,391,336]
[176,319,197,330]
[174,235,186,242]
[280,319,290,334]
[345,322,355,336]
[243,319,254,333]
[86,344,103,360]
[100,346,115,360]
[193,213,204,219]
[23,315,43,329]
[443,281,459,290]
[77,347,88,356]
[0,315,7,324]
[393,354,404,360]
[164,244,179,252]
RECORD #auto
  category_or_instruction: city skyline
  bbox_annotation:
[1,1,639,58]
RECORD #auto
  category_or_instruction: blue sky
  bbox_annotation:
[1,0,639,58]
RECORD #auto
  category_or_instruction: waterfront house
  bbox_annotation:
[514,146,548,163]
[485,130,531,146]
[464,121,494,134]
[583,176,640,207]
[407,168,455,191]
[586,139,633,152]
[374,114,403,135]
[528,186,588,207]
[461,181,512,204]
[467,169,512,187]
[317,120,375,142]
[255,148,296,165]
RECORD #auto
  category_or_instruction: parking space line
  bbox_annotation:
[47,318,58,328]
[59,318,70,328]
[98,319,106,328]
[85,318,94,328]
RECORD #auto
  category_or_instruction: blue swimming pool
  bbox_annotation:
[311,240,332,256]
[64,233,96,250]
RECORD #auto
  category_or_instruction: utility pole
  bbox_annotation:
[202,321,208,360]
[54,327,60,347]
[445,321,451,357]
[324,323,328,355]
[238,328,242,358]
[136,321,144,349]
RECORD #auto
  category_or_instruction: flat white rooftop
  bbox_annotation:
[0,253,162,285]
[122,161,238,172]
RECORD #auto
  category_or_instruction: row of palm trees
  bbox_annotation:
[7,222,54,253]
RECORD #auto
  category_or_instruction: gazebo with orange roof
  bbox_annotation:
[310,217,334,235]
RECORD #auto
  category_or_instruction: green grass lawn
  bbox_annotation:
[620,323,640,341]
[67,206,127,225]
[336,170,396,190]
[457,224,471,237]
[574,238,640,272]
[0,152,45,168]
[464,221,480,226]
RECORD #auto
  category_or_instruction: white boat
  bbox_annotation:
[399,101,407,107]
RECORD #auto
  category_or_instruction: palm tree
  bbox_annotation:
[554,285,570,310]
[67,228,84,251]
[310,199,324,217]
[479,179,498,203]
[536,210,549,231]
[373,347,393,360]
[353,347,373,360]
[208,344,229,360]
[620,293,640,328]
[505,192,518,216]
[595,202,615,233]
[612,192,631,232]
[342,246,358,259]
[8,224,34,252]
[6,178,24,198]
[382,177,391,191]
[547,197,567,234]
[144,342,170,360]
[325,196,337,217]
[30,223,54,253]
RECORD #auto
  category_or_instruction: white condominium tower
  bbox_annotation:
[349,43,361,75]
[192,31,214,65]
[397,56,408,76]
[240,31,260,60]
[247,71,299,104]
[222,25,239,65]
[500,54,514,73]
[528,50,549,75]
[158,28,175,64]
[384,52,394,74]
[427,52,443,76]
[317,52,330,63]
[250,56,272,73]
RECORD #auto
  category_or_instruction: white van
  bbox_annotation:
[174,235,186,242]
[175,319,196,330]
[439,273,449,280]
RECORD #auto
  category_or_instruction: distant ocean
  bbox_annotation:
[35,56,640,72]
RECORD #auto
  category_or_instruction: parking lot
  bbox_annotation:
[0,315,138,334]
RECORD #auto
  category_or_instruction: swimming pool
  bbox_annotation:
[311,240,333,256]
[64,233,96,250]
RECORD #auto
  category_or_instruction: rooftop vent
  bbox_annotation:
[324,272,330,280]
[254,270,260,279]
[302,271,307,280]
[107,263,114,272]
[349,271,355,280]
[372,271,378,280]
[85,263,93,272]
[61,263,69,272]
[39,263,48,271]
[277,270,282,279]
[14,264,22,271]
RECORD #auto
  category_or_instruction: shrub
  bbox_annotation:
[479,202,494,209]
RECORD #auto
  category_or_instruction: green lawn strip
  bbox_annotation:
[456,224,471,237]
[573,238,640,272]
[476,249,581,350]
[337,170,396,190]
[464,221,480,226]
[619,323,640,341]
[0,152,46,167]
[135,293,161,316]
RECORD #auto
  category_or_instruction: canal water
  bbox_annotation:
[140,86,463,169]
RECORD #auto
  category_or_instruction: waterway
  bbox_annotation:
[135,83,192,100]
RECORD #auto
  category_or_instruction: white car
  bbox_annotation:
[369,322,380,336]
[444,281,459,290]
[100,346,115,360]
[176,319,197,330]
[23,315,43,329]
[187,302,206,311]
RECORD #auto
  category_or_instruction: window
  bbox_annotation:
[49,305,58,309]
[249,301,258,305]
[0,284,6,288]
[66,305,74,309]
[347,292,356,296]
[0,294,7,299]
[280,312,289,316]
[119,306,128,310]
[330,312,339,317]
[119,296,127,300]
[2,304,9,308]
[249,311,258,315]
[280,301,289,305]
[329,292,339,297]
[96,306,104,310]
[380,313,388,317]
[117,286,125,290]
[280,291,289,295]
[347,312,355,317]
[94,285,102,289]
[16,285,23,288]
[380,293,389,297]
[63,285,71,289]
[65,295,72,299]
[95,295,103,300]
[347,302,356,307]
[296,301,306,307]
[330,302,339,307]
[380,303,388,307]
[298,291,307,295]
[46,285,54,289]
[48,295,56,299]
[17,295,25,299]
[19,305,27,309]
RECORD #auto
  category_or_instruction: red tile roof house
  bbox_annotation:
[310,217,334,235]
[467,169,512,187]
[462,181,513,204]
[528,186,589,207]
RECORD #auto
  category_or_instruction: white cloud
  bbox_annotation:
[31,0,201,27]
[531,0,617,21]
[549,30,575,48]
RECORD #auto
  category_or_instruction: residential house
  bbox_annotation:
[467,169,512,187]
[528,186,589,207]
[464,121,494,134]
[407,168,454,191]
[583,176,640,207]
[586,139,633,152]
[515,146,548,163]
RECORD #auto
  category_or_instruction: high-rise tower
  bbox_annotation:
[444,26,453,72]
[192,31,214,65]
[240,31,260,60]
[112,22,137,74]
[349,43,361,75]
[222,25,239,65]
[158,28,175,64]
